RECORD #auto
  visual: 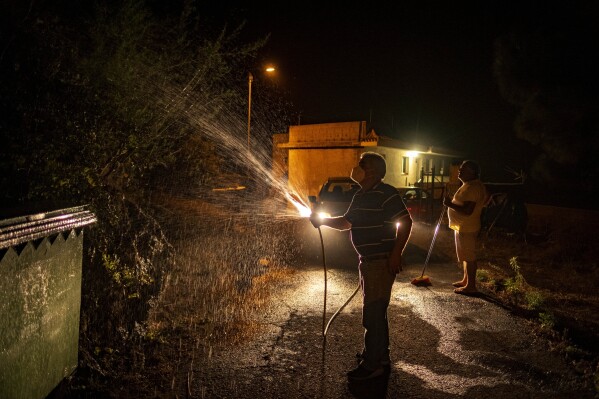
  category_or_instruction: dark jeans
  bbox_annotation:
[358,258,395,369]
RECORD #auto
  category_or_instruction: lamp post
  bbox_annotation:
[247,72,253,152]
[247,66,276,153]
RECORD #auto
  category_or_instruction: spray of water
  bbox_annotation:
[135,69,322,393]
[286,192,312,217]
[152,74,313,221]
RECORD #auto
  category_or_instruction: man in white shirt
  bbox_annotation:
[443,160,487,295]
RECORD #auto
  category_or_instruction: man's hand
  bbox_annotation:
[443,196,453,208]
[388,256,402,275]
[309,213,322,228]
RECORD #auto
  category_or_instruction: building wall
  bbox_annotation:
[288,148,361,197]
[372,148,414,187]
[288,147,429,197]
[272,133,289,182]
[275,121,462,200]
[288,121,365,145]
[283,121,366,198]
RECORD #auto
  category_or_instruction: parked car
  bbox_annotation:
[397,186,430,220]
[310,180,436,220]
[309,177,359,217]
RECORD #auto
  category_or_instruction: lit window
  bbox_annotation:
[402,157,409,174]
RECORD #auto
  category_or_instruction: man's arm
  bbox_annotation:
[443,197,476,216]
[388,216,412,274]
[310,214,352,231]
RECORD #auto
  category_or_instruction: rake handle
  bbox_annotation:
[419,206,447,277]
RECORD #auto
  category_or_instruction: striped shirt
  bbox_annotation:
[344,182,411,257]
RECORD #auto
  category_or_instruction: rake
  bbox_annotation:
[411,206,446,286]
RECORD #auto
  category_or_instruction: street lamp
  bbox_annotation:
[247,65,276,152]
[247,72,253,151]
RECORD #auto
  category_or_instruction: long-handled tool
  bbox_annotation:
[411,206,447,286]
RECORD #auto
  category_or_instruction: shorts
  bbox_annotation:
[454,231,478,262]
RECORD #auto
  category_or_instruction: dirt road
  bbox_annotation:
[174,223,594,398]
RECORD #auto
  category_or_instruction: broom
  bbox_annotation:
[411,206,446,286]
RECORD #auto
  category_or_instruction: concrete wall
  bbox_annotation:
[0,206,95,399]
[0,233,83,399]
[289,147,432,197]
[283,122,366,198]
[289,148,361,197]
[526,203,599,232]
[276,121,462,199]
[373,148,414,188]
[288,121,365,145]
[272,133,289,182]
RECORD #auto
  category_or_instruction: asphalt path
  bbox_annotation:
[189,220,593,398]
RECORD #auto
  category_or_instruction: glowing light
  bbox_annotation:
[396,222,401,229]
[318,212,331,219]
[286,192,311,217]
[406,151,419,158]
[265,65,276,73]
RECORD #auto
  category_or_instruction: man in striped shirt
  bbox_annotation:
[310,152,413,381]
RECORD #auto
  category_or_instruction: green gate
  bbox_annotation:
[0,206,96,399]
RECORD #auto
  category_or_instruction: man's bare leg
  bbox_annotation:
[455,261,478,293]
[452,261,467,287]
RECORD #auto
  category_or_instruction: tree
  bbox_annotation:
[493,2,599,205]
[0,0,291,368]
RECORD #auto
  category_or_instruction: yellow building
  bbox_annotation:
[274,121,463,199]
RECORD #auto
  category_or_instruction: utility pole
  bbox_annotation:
[247,72,253,152]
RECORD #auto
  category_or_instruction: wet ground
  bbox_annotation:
[149,221,595,398]
[48,202,597,398]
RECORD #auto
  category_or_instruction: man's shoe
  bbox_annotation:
[347,364,384,381]
[355,352,390,366]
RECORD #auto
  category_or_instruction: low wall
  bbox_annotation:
[526,203,599,231]
[0,206,96,399]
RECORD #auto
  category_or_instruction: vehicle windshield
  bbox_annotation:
[402,188,427,200]
[320,180,359,202]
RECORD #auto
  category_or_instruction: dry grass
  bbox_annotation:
[147,193,299,347]
[146,244,296,348]
[102,196,305,397]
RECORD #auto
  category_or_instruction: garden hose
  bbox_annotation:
[317,227,360,342]
[318,227,327,336]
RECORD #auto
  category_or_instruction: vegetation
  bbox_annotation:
[0,0,292,382]
[474,227,598,392]
[493,2,599,207]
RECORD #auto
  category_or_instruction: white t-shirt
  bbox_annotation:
[448,179,487,233]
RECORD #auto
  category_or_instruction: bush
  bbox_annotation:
[0,0,291,375]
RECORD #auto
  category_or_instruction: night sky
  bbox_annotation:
[200,1,596,185]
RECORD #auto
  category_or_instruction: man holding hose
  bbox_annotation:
[310,152,412,381]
